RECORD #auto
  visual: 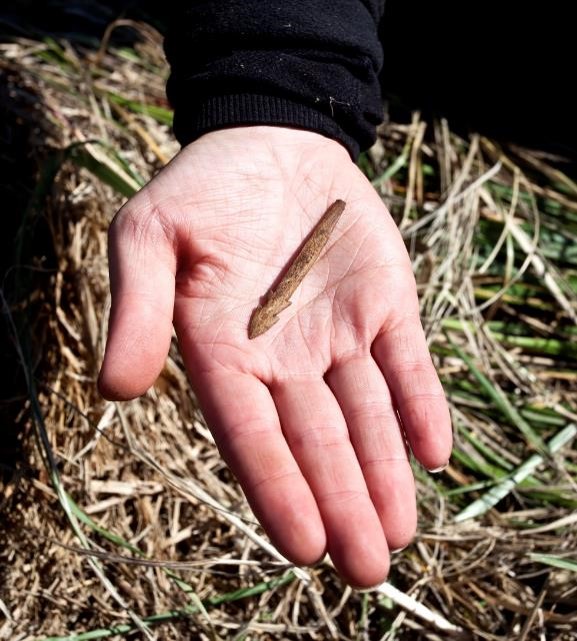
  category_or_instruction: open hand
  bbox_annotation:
[98,126,452,588]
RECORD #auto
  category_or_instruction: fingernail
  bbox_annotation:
[427,463,449,473]
[390,545,407,555]
[355,580,388,593]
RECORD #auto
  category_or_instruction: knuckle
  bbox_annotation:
[345,401,395,425]
[316,489,369,506]
[391,359,433,377]
[109,194,173,248]
[288,425,349,450]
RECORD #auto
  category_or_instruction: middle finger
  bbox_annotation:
[272,377,390,587]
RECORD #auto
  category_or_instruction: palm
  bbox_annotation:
[99,127,452,588]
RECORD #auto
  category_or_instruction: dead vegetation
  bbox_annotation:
[1,11,576,641]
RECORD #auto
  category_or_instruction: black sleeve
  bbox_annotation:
[163,1,386,160]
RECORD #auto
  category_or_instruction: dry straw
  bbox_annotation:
[1,14,576,641]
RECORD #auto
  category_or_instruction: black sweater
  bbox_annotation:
[163,2,576,160]
[164,1,385,159]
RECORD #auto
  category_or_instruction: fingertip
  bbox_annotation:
[332,546,390,589]
[98,299,174,400]
[97,366,152,401]
[248,483,328,568]
[407,408,453,471]
[277,521,327,568]
[328,520,390,589]
[97,333,171,401]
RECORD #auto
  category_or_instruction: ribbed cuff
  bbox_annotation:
[172,93,361,160]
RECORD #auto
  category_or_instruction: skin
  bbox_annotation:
[98,126,453,589]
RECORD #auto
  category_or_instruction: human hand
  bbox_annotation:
[98,126,452,588]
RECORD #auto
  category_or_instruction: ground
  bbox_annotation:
[1,4,577,640]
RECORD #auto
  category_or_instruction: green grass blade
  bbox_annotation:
[106,92,173,126]
[454,423,577,522]
[39,572,295,641]
[67,142,141,198]
[528,554,577,572]
[449,338,547,453]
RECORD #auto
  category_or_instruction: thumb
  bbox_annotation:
[98,206,176,400]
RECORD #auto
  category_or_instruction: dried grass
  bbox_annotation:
[1,12,576,641]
